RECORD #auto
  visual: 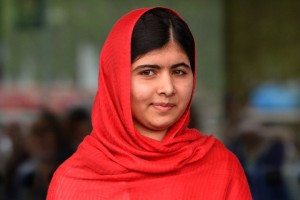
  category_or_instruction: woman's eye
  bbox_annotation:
[140,70,155,76]
[173,70,187,75]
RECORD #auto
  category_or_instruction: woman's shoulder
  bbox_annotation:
[46,152,97,199]
[207,137,252,199]
[195,134,246,178]
[211,137,239,160]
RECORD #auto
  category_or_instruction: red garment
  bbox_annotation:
[47,7,251,200]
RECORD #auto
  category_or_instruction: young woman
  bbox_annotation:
[47,7,251,199]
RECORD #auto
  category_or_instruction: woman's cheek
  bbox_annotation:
[131,83,151,102]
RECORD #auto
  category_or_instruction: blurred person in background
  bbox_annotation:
[2,122,29,200]
[9,110,65,200]
[0,123,15,197]
[230,120,291,200]
[0,124,12,186]
[62,106,92,155]
[266,125,299,200]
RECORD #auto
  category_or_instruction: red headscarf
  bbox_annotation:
[48,8,252,200]
[78,7,215,179]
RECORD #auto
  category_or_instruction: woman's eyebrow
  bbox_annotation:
[171,62,191,69]
[132,64,160,72]
[132,62,191,72]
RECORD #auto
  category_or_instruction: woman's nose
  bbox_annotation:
[157,74,175,97]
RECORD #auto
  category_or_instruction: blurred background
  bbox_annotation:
[1,0,300,199]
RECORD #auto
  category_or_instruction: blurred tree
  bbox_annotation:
[14,0,45,29]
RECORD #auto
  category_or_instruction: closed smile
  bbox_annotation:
[152,102,176,111]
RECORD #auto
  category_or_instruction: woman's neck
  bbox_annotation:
[137,128,167,141]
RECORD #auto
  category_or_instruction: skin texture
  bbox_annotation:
[131,41,194,141]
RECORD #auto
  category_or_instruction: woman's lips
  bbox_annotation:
[152,103,175,111]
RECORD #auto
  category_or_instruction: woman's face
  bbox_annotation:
[131,41,194,141]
